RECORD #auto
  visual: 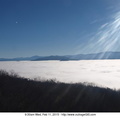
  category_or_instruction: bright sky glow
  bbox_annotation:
[77,11,120,57]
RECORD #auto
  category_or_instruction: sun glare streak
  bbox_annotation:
[77,11,120,59]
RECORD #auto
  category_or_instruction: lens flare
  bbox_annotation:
[77,11,120,59]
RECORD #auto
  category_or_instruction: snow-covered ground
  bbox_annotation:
[0,60,120,89]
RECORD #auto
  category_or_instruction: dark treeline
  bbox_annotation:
[0,70,120,112]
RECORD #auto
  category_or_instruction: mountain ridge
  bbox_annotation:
[1,51,120,61]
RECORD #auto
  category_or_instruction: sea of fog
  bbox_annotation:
[0,60,120,89]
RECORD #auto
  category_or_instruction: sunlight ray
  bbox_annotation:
[77,11,120,58]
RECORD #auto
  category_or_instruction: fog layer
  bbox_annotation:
[0,60,120,89]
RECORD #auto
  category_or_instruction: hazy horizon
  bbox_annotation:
[1,51,120,59]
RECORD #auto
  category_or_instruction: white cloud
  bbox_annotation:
[1,61,120,89]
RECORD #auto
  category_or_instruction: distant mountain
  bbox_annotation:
[1,52,120,61]
[34,52,120,61]
[34,55,70,61]
[0,55,41,61]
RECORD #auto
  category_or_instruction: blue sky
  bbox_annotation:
[1,0,120,58]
